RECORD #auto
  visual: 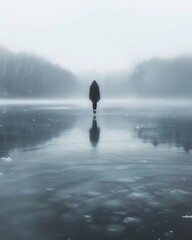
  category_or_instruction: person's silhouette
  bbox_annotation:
[89,80,100,114]
[89,116,100,147]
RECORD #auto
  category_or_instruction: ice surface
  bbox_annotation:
[0,103,191,240]
[46,188,54,191]
[107,224,125,232]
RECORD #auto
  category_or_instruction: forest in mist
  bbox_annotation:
[0,46,192,99]
[0,46,76,98]
[128,56,192,98]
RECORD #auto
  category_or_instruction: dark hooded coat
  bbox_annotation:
[89,81,100,102]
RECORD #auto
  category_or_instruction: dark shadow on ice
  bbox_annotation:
[0,106,76,157]
[89,116,100,147]
[135,114,192,152]
[100,109,192,153]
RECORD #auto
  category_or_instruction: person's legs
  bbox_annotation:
[94,102,97,111]
[92,101,97,113]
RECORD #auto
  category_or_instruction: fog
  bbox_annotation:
[1,0,192,99]
[1,0,192,72]
[1,46,192,99]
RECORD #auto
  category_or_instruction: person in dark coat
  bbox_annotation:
[89,80,100,114]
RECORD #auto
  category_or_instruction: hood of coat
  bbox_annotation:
[92,80,98,86]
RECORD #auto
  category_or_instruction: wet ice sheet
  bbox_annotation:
[0,103,192,240]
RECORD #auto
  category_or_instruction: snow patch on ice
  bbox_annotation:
[170,189,190,195]
[1,157,13,162]
[84,215,92,219]
[123,217,142,224]
[181,215,192,219]
[84,215,92,222]
[118,178,135,183]
[129,191,150,199]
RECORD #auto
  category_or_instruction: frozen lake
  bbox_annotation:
[0,100,192,240]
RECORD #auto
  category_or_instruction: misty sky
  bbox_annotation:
[1,0,192,72]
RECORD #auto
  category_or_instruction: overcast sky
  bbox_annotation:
[1,0,192,72]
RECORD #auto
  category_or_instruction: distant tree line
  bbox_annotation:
[128,56,192,98]
[0,46,76,98]
[1,46,192,99]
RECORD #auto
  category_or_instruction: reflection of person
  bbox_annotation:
[89,80,100,114]
[89,117,100,147]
